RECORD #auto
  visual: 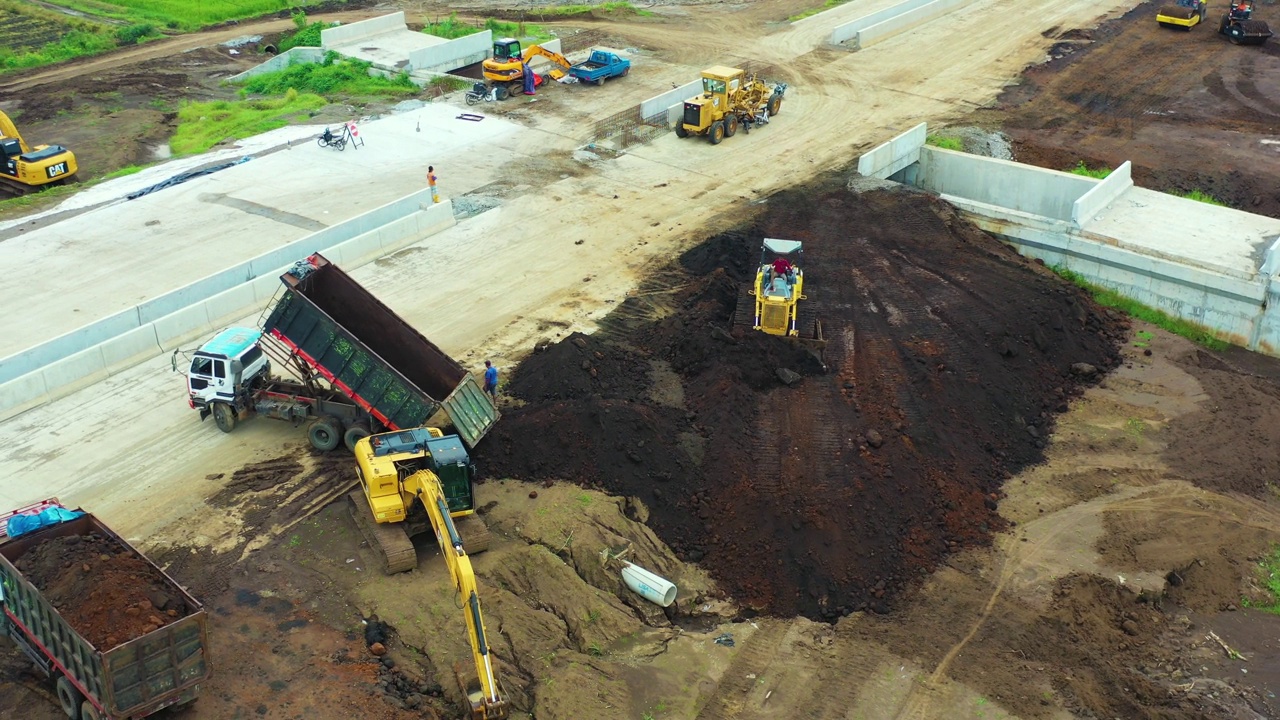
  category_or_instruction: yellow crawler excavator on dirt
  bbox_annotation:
[350,427,508,719]
[481,37,570,100]
[0,110,76,195]
[349,426,491,574]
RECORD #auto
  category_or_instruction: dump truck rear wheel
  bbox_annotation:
[709,121,725,145]
[344,423,371,451]
[55,676,82,719]
[308,418,341,452]
[80,701,102,720]
[212,402,236,433]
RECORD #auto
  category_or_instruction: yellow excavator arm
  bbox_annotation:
[0,111,31,154]
[522,45,570,79]
[403,470,509,720]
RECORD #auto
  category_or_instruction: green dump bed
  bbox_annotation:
[0,512,209,719]
[261,253,498,448]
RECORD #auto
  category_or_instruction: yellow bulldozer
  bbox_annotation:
[481,37,571,100]
[676,66,787,145]
[0,110,76,195]
[350,426,509,719]
[735,238,825,349]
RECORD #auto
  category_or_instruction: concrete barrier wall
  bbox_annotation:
[640,80,701,120]
[321,11,405,49]
[409,30,492,73]
[857,122,926,179]
[832,0,934,44]
[227,47,326,83]
[0,200,456,421]
[916,147,1096,222]
[1072,161,1133,226]
[853,0,978,49]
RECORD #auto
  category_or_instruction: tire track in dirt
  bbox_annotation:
[892,482,1280,720]
[692,620,789,720]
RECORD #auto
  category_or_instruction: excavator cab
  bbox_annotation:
[492,37,521,61]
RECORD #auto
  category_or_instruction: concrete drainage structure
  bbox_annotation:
[860,123,1280,355]
[824,0,981,50]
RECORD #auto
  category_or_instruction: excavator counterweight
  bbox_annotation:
[0,110,77,196]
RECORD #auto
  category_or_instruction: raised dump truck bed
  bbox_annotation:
[0,502,210,719]
[261,253,498,448]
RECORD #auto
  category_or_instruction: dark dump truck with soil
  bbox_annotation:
[0,500,210,720]
[184,252,499,451]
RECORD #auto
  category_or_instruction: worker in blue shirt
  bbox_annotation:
[483,360,499,401]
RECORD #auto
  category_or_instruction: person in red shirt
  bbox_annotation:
[768,257,794,289]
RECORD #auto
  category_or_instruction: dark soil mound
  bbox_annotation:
[18,532,189,649]
[476,184,1127,620]
[508,332,652,402]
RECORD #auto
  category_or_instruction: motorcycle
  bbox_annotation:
[316,125,350,150]
[465,82,497,106]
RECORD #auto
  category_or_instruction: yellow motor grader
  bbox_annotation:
[675,66,786,145]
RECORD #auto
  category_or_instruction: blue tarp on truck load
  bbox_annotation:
[6,507,84,538]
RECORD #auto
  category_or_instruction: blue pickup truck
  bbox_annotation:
[569,50,631,86]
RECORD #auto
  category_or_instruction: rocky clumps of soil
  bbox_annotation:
[476,185,1127,621]
[17,532,188,649]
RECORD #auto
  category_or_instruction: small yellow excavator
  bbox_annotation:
[0,110,76,195]
[350,427,508,719]
[481,37,570,100]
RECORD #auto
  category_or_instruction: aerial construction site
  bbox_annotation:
[2,0,1280,718]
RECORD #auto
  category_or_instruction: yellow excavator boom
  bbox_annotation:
[402,470,509,720]
[522,44,570,79]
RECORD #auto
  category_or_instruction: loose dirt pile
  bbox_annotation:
[17,532,188,649]
[477,183,1127,620]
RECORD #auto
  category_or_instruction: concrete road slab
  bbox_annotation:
[0,103,522,358]
[331,29,445,69]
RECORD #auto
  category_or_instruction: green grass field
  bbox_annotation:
[0,1,118,71]
[239,54,418,98]
[47,0,335,32]
[422,15,553,42]
[170,90,326,156]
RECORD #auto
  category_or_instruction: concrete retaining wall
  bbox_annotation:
[916,147,1096,222]
[321,11,406,49]
[227,47,326,83]
[409,30,492,74]
[832,0,934,44]
[851,0,978,49]
[854,129,1280,358]
[1072,161,1132,226]
[857,122,926,179]
[0,197,456,421]
[641,80,701,121]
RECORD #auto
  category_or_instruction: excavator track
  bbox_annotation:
[348,490,418,574]
[732,284,757,329]
[454,513,492,555]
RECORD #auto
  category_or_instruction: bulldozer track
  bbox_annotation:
[692,621,789,720]
[348,490,417,574]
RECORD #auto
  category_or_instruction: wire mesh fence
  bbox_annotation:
[588,104,673,148]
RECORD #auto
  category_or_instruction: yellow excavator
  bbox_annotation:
[481,37,570,100]
[0,110,77,195]
[351,427,508,720]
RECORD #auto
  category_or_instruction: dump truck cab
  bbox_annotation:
[186,327,269,417]
[681,66,745,136]
[753,239,806,337]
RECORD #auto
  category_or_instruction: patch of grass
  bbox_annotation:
[423,12,484,38]
[47,0,331,32]
[926,134,963,151]
[279,12,325,51]
[1174,189,1227,207]
[1068,161,1111,179]
[0,29,117,71]
[0,183,79,214]
[483,18,553,41]
[587,641,604,656]
[239,53,418,98]
[1132,329,1154,348]
[102,164,144,179]
[1244,545,1280,614]
[789,0,850,21]
[427,76,471,93]
[1052,266,1229,350]
[170,89,326,156]
[534,2,654,17]
[114,22,159,45]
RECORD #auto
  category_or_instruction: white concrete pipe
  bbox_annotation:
[621,562,677,607]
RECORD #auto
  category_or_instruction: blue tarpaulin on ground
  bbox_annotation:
[7,508,84,538]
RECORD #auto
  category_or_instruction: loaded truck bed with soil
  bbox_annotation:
[0,500,210,720]
[186,252,499,451]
